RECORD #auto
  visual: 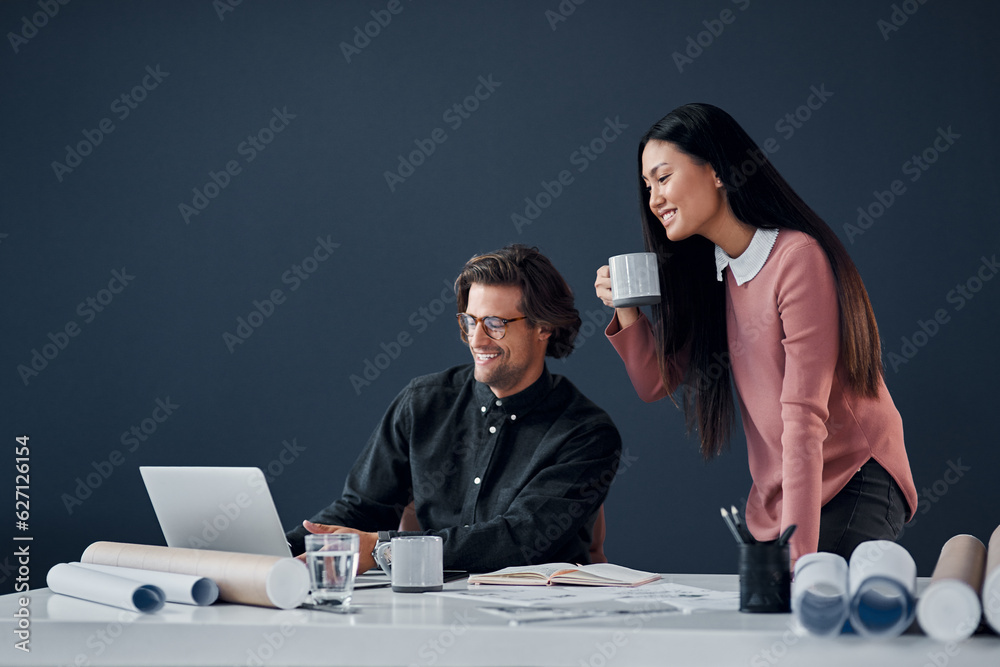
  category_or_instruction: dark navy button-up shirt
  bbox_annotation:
[286,364,622,571]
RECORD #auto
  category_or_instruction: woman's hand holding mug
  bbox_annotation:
[595,265,640,328]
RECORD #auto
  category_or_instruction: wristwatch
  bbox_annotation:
[371,530,392,563]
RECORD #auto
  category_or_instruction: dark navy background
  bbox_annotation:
[2,0,998,594]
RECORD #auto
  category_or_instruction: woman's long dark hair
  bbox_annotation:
[638,103,883,459]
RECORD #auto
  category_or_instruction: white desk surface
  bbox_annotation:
[2,573,997,666]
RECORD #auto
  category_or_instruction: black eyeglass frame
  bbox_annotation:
[456,313,527,340]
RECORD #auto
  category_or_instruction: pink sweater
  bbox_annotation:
[606,230,917,560]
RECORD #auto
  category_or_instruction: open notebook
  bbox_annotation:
[468,562,660,587]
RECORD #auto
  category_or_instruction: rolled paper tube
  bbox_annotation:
[72,562,220,606]
[985,525,1000,633]
[916,534,985,641]
[47,563,165,613]
[848,540,917,638]
[81,542,309,610]
[792,552,850,637]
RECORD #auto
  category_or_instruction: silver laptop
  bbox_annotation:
[140,466,292,557]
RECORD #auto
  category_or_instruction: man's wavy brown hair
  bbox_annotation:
[455,244,581,359]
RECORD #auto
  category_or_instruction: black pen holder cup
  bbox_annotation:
[738,542,791,613]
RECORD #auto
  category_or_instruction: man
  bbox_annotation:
[286,244,622,573]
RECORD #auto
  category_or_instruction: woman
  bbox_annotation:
[595,103,916,563]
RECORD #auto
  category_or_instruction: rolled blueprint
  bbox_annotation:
[848,540,916,638]
[985,525,1000,633]
[47,563,165,613]
[916,534,985,641]
[81,541,309,609]
[792,552,849,637]
[72,562,219,606]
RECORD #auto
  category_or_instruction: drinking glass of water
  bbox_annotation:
[305,533,359,610]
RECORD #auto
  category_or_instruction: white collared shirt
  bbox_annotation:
[715,228,780,286]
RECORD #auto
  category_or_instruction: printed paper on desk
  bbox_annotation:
[430,585,628,607]
[479,605,679,625]
[615,582,740,612]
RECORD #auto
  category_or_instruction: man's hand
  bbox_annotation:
[299,520,378,574]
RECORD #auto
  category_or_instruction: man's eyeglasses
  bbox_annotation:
[456,313,527,340]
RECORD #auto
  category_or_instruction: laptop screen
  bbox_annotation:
[140,466,292,558]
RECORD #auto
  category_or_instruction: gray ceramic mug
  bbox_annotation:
[609,252,661,307]
[374,536,443,593]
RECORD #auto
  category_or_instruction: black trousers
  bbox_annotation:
[816,458,908,561]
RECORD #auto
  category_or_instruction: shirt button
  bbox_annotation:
[464,524,470,528]
[489,426,497,434]
[474,477,481,485]
[481,406,486,413]
[495,399,502,406]
[510,414,517,421]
